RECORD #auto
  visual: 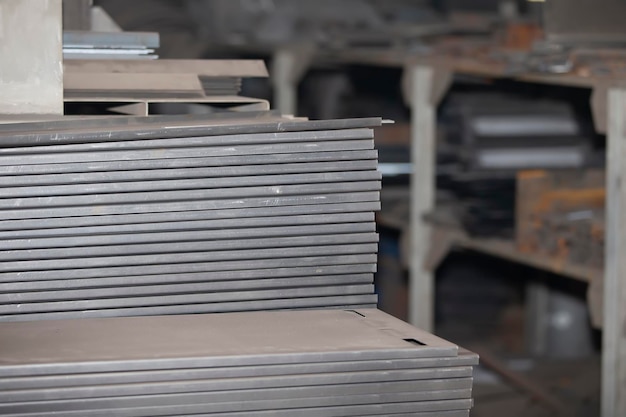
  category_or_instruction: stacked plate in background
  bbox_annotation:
[0,309,477,417]
[63,30,159,60]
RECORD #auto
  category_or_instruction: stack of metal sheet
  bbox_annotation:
[0,308,477,417]
[199,76,243,96]
[0,115,381,322]
[63,31,159,60]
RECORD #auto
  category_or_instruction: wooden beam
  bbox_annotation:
[403,65,450,331]
[602,87,626,417]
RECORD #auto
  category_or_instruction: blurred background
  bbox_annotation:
[63,0,625,415]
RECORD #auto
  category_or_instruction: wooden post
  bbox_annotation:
[603,87,626,417]
[271,49,298,116]
[404,65,450,331]
[270,46,314,116]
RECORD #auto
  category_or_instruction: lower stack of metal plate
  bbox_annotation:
[0,308,477,417]
[0,115,383,322]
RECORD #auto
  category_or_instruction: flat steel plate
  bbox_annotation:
[0,180,381,211]
[0,309,458,376]
[0,129,373,155]
[153,412,469,417]
[0,200,380,231]
[0,212,374,240]
[0,274,375,302]
[0,368,473,402]
[0,284,375,315]
[0,355,476,390]
[0,398,471,416]
[0,160,377,188]
[0,150,378,177]
[0,295,380,322]
[1,171,381,199]
[0,264,377,291]
[0,189,380,221]
[134,409,470,417]
[0,389,472,414]
[0,242,379,273]
[0,118,382,147]
[0,254,378,282]
[0,140,374,166]
[0,224,376,251]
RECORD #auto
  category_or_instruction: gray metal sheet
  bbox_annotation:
[0,254,378,282]
[0,295,380,322]
[0,129,373,155]
[0,389,472,414]
[0,356,476,390]
[0,265,376,291]
[0,200,380,231]
[0,150,378,177]
[0,230,377,261]
[0,309,457,375]
[0,186,381,220]
[1,171,381,199]
[0,212,374,240]
[0,275,375,303]
[1,396,472,416]
[150,409,470,417]
[0,179,381,209]
[0,239,378,271]
[0,192,381,223]
[0,112,280,134]
[0,368,473,402]
[171,412,469,417]
[0,117,382,147]
[0,285,375,315]
[0,223,376,251]
[0,140,374,166]
[63,31,159,48]
[0,160,377,187]
[0,384,469,409]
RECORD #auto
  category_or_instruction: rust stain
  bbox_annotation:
[532,188,606,213]
[518,170,547,180]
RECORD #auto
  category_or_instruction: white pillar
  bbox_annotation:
[407,65,437,331]
[602,87,626,417]
[0,0,63,115]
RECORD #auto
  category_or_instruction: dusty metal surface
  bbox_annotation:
[0,369,473,402]
[0,285,376,315]
[0,264,376,290]
[0,309,457,372]
[0,159,377,187]
[0,117,382,146]
[0,212,374,240]
[0,254,378,282]
[0,399,473,417]
[0,199,380,231]
[0,356,477,390]
[0,128,372,154]
[0,391,473,414]
[0,297,380,322]
[0,149,377,176]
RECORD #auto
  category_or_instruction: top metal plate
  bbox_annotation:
[0,309,457,376]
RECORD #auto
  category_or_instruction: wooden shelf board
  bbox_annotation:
[434,226,601,283]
